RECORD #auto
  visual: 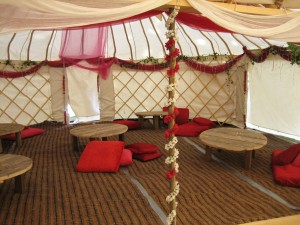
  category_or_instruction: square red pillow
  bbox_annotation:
[133,151,163,162]
[76,141,124,172]
[125,143,158,154]
[120,149,133,166]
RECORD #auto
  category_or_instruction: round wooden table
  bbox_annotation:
[135,111,168,130]
[0,123,24,152]
[70,123,128,151]
[0,154,33,193]
[199,127,267,169]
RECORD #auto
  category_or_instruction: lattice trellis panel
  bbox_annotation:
[177,62,240,124]
[0,66,52,125]
[113,61,245,125]
[113,66,168,119]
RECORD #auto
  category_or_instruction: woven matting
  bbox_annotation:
[125,126,300,225]
[0,122,163,225]
[1,121,299,225]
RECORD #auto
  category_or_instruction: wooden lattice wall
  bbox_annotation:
[0,60,245,126]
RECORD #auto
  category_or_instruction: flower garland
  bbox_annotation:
[164,5,180,225]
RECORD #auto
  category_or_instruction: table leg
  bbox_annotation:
[71,135,79,151]
[245,151,253,169]
[0,139,3,153]
[138,116,144,127]
[119,134,124,142]
[15,131,22,147]
[153,116,160,130]
[14,175,23,193]
[205,146,213,161]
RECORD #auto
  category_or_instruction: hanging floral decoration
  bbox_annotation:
[164,5,180,225]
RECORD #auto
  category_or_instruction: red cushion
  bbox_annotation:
[125,143,158,154]
[272,144,300,165]
[192,117,216,127]
[175,121,210,137]
[272,164,300,187]
[120,149,133,166]
[76,141,124,172]
[1,127,45,140]
[133,151,163,162]
[113,120,141,130]
[163,107,189,125]
[292,154,300,167]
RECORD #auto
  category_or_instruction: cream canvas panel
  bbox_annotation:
[247,55,300,138]
[99,66,115,122]
[66,63,100,119]
[49,67,65,122]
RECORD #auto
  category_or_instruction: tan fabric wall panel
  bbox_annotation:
[99,66,115,122]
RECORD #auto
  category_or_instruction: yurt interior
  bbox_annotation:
[0,1,300,225]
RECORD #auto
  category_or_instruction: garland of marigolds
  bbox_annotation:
[164,6,180,225]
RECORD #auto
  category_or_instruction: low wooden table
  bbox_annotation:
[0,154,33,193]
[135,111,168,130]
[70,123,128,151]
[199,127,267,169]
[0,123,24,152]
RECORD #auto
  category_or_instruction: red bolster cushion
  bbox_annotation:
[175,121,210,137]
[1,127,45,140]
[76,141,124,172]
[125,143,158,154]
[192,117,216,127]
[133,151,163,162]
[113,120,141,130]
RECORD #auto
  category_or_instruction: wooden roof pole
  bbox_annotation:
[160,0,291,15]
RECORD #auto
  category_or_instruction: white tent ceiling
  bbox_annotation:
[0,12,288,61]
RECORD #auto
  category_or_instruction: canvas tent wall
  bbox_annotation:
[0,0,300,140]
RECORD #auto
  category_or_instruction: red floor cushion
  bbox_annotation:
[192,117,216,128]
[272,150,300,187]
[272,143,300,165]
[292,154,300,167]
[76,141,124,172]
[163,107,189,125]
[175,121,210,137]
[113,120,141,130]
[272,164,300,187]
[125,143,158,154]
[120,149,133,166]
[1,127,45,140]
[133,151,163,162]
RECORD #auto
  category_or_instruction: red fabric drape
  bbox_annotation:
[169,12,232,33]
